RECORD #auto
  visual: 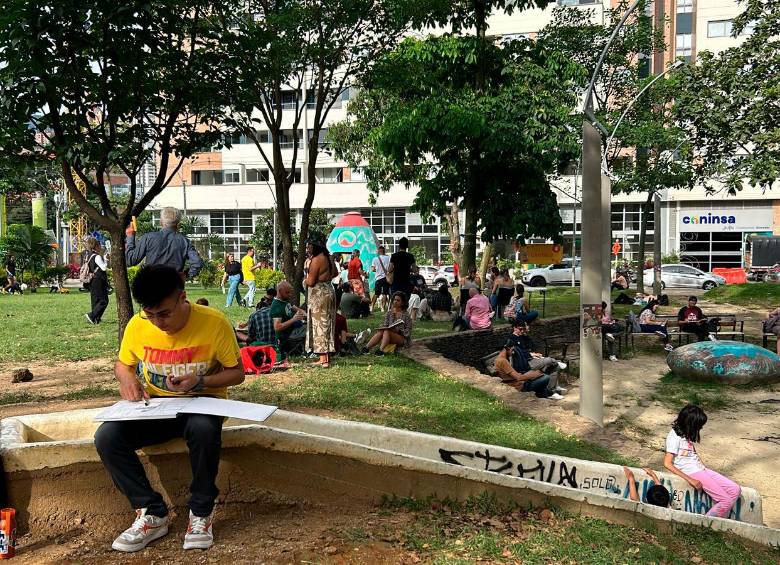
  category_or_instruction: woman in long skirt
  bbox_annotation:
[305,237,339,367]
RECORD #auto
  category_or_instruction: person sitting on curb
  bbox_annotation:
[622,467,672,508]
[494,339,563,400]
[94,264,244,553]
[508,320,567,394]
[677,295,716,342]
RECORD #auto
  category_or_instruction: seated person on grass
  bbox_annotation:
[340,282,369,319]
[677,295,716,342]
[494,340,563,400]
[257,287,277,310]
[271,281,307,357]
[424,283,454,322]
[94,264,244,553]
[509,320,567,395]
[247,301,276,346]
[452,287,492,331]
[363,291,412,355]
[505,284,538,324]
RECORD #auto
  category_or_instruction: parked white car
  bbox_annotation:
[642,264,725,290]
[433,265,458,287]
[418,265,440,285]
[521,259,581,287]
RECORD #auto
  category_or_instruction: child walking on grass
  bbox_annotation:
[664,404,741,518]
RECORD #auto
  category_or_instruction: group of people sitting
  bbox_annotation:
[493,319,568,401]
[452,283,539,332]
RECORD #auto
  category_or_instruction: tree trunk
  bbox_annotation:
[479,242,492,286]
[109,228,134,341]
[635,191,654,294]
[293,140,320,301]
[461,194,478,271]
[447,201,462,267]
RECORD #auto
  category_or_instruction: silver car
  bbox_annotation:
[642,264,726,290]
[418,265,440,285]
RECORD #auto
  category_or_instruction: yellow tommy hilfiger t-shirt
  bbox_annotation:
[118,302,241,399]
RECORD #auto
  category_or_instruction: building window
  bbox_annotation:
[279,130,303,150]
[224,132,247,145]
[360,208,406,237]
[676,12,692,34]
[191,170,223,185]
[223,169,240,184]
[314,167,343,183]
[675,33,692,59]
[676,0,692,14]
[246,168,270,183]
[287,168,302,183]
[210,211,254,236]
[252,130,270,144]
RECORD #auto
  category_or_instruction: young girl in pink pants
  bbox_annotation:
[664,404,741,518]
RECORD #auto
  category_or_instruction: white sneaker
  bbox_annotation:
[654,331,666,337]
[664,344,674,352]
[609,355,618,362]
[85,313,95,325]
[554,386,568,394]
[557,361,567,370]
[605,333,615,342]
[708,334,717,341]
[111,509,169,552]
[183,510,214,550]
[546,392,564,400]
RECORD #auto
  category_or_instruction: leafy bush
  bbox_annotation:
[255,268,285,291]
[39,266,70,284]
[410,245,431,266]
[106,265,140,289]
[662,251,680,264]
[197,260,221,289]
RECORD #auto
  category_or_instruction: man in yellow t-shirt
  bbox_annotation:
[95,265,244,553]
[241,246,261,308]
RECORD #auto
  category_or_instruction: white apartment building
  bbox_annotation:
[150,0,776,271]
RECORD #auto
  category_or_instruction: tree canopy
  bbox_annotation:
[673,0,780,193]
[331,34,582,269]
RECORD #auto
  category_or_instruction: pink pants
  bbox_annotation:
[690,468,741,518]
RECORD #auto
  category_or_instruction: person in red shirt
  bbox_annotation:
[347,249,366,298]
[677,296,714,342]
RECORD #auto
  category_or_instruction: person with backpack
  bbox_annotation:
[84,237,109,324]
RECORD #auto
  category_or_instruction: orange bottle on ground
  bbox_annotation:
[0,508,16,559]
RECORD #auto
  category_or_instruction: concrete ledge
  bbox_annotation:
[2,408,778,547]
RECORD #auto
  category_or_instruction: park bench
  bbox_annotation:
[763,331,778,351]
[625,313,676,351]
[708,314,745,341]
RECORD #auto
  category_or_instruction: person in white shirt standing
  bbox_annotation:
[85,236,110,325]
[371,245,391,312]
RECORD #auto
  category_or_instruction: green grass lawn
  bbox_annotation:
[704,282,780,309]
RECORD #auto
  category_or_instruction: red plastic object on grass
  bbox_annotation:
[240,345,277,375]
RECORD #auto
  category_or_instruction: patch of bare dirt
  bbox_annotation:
[14,496,416,564]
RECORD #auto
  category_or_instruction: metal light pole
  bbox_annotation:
[653,193,662,296]
[579,0,643,427]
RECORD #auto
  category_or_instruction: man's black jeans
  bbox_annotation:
[95,414,223,518]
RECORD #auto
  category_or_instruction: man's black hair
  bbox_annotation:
[689,296,698,302]
[266,287,277,296]
[512,318,528,328]
[503,339,515,350]
[398,237,409,249]
[132,265,184,308]
[672,404,708,443]
[645,484,671,508]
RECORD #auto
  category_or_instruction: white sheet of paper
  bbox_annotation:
[178,397,277,422]
[94,398,196,421]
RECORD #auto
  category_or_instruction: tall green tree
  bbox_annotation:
[331,33,582,271]
[673,0,780,193]
[226,0,408,302]
[0,0,238,335]
[539,3,692,292]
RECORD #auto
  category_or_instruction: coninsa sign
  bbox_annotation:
[679,208,772,232]
[682,213,736,225]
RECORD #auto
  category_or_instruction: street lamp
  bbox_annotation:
[579,0,643,427]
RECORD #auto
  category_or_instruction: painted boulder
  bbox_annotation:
[667,340,780,385]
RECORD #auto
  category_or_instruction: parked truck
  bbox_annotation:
[747,236,780,281]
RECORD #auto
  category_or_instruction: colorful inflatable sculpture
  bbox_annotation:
[326,211,380,290]
[667,341,780,385]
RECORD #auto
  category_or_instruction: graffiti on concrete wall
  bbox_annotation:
[438,446,750,522]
